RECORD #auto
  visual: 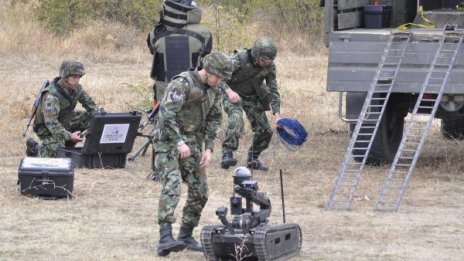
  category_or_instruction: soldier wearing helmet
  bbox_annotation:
[152,52,232,256]
[26,60,99,158]
[219,36,282,171]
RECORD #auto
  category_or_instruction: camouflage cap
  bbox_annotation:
[203,52,233,80]
[251,36,278,61]
[59,60,85,79]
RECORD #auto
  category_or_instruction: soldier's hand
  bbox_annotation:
[70,131,84,143]
[225,88,241,103]
[272,112,282,127]
[200,149,212,169]
[177,143,191,159]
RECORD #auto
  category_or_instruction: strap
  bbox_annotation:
[163,8,187,20]
[162,19,186,29]
[153,28,205,49]
[397,6,435,30]
[164,0,194,13]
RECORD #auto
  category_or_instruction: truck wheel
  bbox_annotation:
[441,116,464,139]
[351,98,405,165]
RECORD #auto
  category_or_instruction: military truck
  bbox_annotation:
[323,0,464,164]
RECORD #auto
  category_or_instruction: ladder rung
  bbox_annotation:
[395,164,411,167]
[377,201,398,205]
[399,157,414,160]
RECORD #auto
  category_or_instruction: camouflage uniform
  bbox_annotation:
[219,41,281,168]
[32,62,98,157]
[153,52,232,256]
[153,70,222,227]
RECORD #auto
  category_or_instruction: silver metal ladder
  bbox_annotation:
[326,32,412,210]
[375,32,464,212]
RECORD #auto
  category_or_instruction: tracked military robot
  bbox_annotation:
[201,167,302,260]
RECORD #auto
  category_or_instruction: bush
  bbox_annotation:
[14,0,161,36]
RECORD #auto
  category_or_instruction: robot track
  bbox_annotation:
[201,223,302,261]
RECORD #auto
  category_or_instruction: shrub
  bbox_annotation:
[13,0,161,36]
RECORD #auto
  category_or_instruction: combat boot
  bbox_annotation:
[26,138,39,157]
[221,150,237,169]
[247,152,269,171]
[178,225,203,252]
[157,223,187,256]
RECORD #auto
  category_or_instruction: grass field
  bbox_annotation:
[0,4,463,261]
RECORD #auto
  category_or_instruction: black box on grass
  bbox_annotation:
[18,157,74,199]
[58,111,141,169]
[57,147,127,169]
[364,5,392,28]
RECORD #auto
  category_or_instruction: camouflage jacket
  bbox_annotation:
[34,77,98,140]
[219,49,281,114]
[154,70,222,151]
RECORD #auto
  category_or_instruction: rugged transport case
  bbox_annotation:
[58,111,141,169]
[18,157,74,198]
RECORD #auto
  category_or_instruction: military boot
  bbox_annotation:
[221,150,238,169]
[247,152,269,171]
[177,225,203,252]
[26,138,39,157]
[157,223,187,256]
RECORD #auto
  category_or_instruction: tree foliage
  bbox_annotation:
[11,0,161,36]
[202,0,323,35]
[10,0,323,41]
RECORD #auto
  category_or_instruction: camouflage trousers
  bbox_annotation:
[154,139,208,228]
[222,94,273,155]
[34,111,92,158]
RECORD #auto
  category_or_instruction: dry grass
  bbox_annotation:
[1,5,463,261]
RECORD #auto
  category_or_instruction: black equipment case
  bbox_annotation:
[57,111,141,169]
[18,157,74,198]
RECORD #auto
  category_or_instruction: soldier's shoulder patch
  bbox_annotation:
[170,89,184,102]
[45,102,54,113]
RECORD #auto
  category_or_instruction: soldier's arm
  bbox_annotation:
[204,89,222,151]
[78,86,99,115]
[158,78,188,144]
[266,64,281,115]
[42,93,71,140]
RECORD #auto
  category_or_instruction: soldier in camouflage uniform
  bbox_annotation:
[220,36,282,171]
[153,52,233,256]
[26,60,99,158]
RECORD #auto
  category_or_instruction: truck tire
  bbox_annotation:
[350,97,405,165]
[441,116,464,140]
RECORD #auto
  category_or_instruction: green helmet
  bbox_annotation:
[203,52,233,80]
[251,36,277,61]
[59,60,85,78]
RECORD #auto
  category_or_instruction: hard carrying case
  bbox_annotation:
[57,147,127,169]
[57,111,141,169]
[18,157,74,198]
